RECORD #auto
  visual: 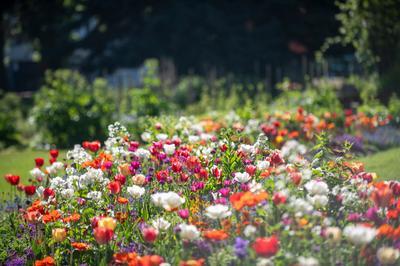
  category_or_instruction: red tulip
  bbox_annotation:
[24,185,36,196]
[89,141,101,152]
[43,188,55,199]
[245,165,257,176]
[93,227,114,244]
[252,236,279,257]
[371,186,393,208]
[5,174,20,186]
[142,227,158,243]
[108,181,121,194]
[290,172,302,186]
[114,174,126,185]
[212,167,221,178]
[35,158,45,168]
[273,193,287,205]
[270,151,284,165]
[49,149,59,158]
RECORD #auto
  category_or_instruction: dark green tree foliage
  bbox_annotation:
[0,91,22,147]
[4,0,340,77]
[329,0,400,100]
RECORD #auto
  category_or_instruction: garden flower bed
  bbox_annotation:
[2,119,400,266]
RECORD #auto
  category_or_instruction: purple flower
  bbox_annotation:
[103,161,113,169]
[240,183,249,191]
[194,240,212,258]
[215,197,227,204]
[178,209,189,219]
[219,188,230,197]
[347,213,362,222]
[234,237,249,258]
[5,256,26,266]
[364,207,382,224]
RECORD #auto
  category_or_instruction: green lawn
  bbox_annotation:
[358,147,400,180]
[0,149,66,195]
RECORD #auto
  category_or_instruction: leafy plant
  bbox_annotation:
[31,70,115,148]
[0,91,22,148]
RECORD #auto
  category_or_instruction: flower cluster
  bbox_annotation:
[2,120,400,266]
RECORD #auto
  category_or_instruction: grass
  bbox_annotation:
[358,147,400,180]
[0,148,66,194]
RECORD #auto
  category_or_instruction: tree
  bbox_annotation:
[328,0,400,100]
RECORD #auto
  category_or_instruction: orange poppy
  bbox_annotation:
[378,224,395,238]
[203,229,229,241]
[34,256,55,266]
[179,258,205,266]
[63,213,81,223]
[117,197,129,204]
[115,212,128,223]
[230,191,268,211]
[71,242,90,251]
[42,210,61,224]
[113,252,138,264]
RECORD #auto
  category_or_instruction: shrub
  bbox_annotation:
[31,70,115,148]
[0,91,22,148]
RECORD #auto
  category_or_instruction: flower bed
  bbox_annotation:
[2,121,400,266]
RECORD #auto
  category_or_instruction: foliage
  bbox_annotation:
[322,0,400,98]
[273,78,342,116]
[0,91,22,148]
[389,94,400,124]
[31,70,115,148]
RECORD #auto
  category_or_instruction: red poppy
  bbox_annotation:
[252,236,279,257]
[49,149,59,158]
[24,185,36,196]
[49,157,56,165]
[4,174,20,185]
[83,141,101,152]
[108,181,121,194]
[35,158,45,168]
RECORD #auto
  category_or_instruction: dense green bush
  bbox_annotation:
[273,78,342,116]
[389,94,400,124]
[31,70,115,148]
[0,91,22,148]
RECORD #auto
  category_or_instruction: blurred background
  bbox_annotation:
[0,0,399,149]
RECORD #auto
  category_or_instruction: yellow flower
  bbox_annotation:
[52,228,67,242]
[98,217,117,230]
[377,247,399,265]
[275,135,284,144]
